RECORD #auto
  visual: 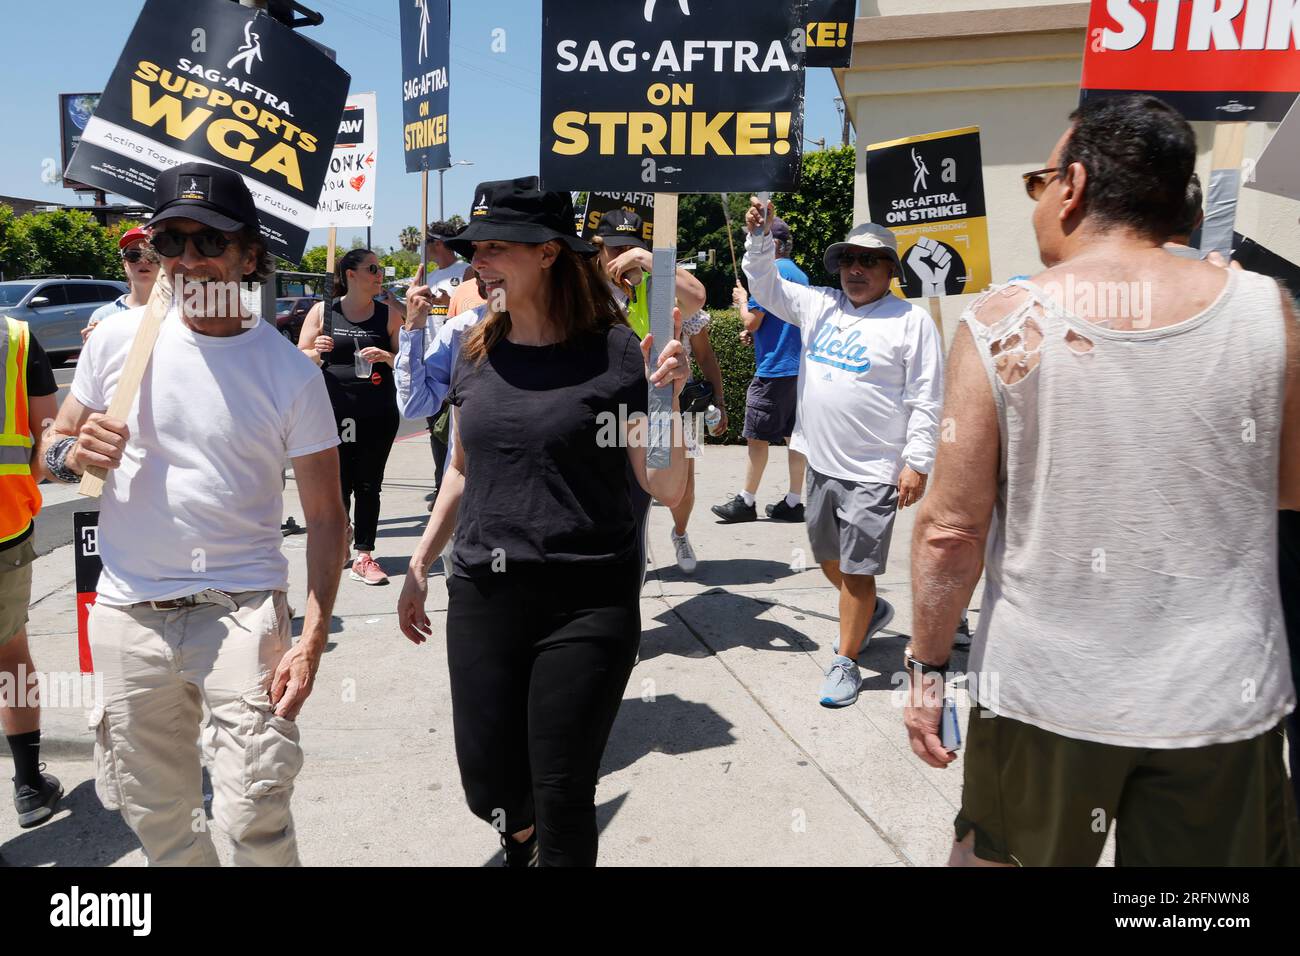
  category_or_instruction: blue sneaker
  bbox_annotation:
[867,597,895,643]
[819,655,862,708]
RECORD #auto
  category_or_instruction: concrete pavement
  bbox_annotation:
[3,435,985,867]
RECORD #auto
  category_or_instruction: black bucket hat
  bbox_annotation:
[594,209,650,251]
[447,177,596,258]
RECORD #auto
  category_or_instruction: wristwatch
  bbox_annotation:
[44,436,80,484]
[903,644,949,678]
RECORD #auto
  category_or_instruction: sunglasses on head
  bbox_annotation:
[149,229,233,259]
[1022,167,1062,201]
[121,247,160,264]
[837,251,886,270]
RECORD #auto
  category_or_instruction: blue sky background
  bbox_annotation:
[0,0,851,256]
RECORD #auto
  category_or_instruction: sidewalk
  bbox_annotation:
[3,437,978,867]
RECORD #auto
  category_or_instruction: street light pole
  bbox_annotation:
[437,160,475,223]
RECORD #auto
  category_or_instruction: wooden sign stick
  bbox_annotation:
[646,192,679,469]
[78,267,173,498]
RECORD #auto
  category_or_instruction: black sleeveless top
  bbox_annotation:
[321,299,396,417]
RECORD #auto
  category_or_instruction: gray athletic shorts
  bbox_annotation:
[805,468,898,576]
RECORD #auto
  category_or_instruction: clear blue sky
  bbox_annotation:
[0,0,851,256]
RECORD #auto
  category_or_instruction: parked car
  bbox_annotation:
[0,277,129,363]
[275,296,319,344]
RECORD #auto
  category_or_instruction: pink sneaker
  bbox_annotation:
[349,553,389,586]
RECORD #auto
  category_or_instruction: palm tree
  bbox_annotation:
[399,226,420,253]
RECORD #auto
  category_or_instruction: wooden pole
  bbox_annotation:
[720,193,740,281]
[928,295,946,354]
[646,193,679,469]
[419,169,430,279]
[78,269,173,498]
[325,226,337,279]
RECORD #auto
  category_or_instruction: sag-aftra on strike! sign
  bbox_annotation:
[540,0,806,193]
[1081,0,1300,121]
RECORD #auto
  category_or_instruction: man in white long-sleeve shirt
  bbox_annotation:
[743,198,944,708]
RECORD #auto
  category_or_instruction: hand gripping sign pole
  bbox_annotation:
[78,268,172,497]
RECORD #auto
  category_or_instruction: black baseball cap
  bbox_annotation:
[594,209,649,251]
[447,177,595,258]
[146,161,260,234]
[770,217,791,244]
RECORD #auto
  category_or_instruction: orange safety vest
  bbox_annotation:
[0,317,41,545]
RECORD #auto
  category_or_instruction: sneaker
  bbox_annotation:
[954,614,972,649]
[867,597,895,643]
[671,530,697,574]
[501,829,539,867]
[14,768,63,829]
[711,495,757,524]
[765,498,805,522]
[819,656,862,708]
[350,553,389,586]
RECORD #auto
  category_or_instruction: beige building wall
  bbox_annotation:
[836,1,1300,340]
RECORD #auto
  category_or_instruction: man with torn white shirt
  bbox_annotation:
[37,162,346,866]
[742,198,944,708]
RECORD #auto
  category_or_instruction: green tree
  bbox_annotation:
[399,226,420,252]
[0,205,37,280]
[8,209,118,279]
[772,144,855,287]
[380,248,419,280]
[296,245,329,275]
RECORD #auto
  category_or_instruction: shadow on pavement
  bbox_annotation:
[600,693,736,777]
[653,557,802,588]
[0,780,138,867]
[642,590,811,662]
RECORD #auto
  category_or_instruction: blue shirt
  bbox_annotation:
[394,305,488,419]
[88,295,130,327]
[748,258,806,378]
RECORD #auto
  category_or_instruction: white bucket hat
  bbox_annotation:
[823,223,902,276]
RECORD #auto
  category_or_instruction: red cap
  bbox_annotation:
[118,226,150,250]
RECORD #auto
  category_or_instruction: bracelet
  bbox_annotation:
[903,644,949,678]
[44,436,80,484]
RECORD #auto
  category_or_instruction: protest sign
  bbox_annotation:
[805,0,856,69]
[64,0,348,262]
[540,0,807,193]
[1245,96,1300,202]
[866,126,991,299]
[1234,232,1300,299]
[316,92,377,228]
[74,512,101,674]
[1080,0,1300,121]
[58,93,101,189]
[580,191,656,242]
[400,0,451,173]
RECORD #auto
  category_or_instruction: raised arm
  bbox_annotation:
[741,198,822,329]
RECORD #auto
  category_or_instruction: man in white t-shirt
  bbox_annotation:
[38,162,346,866]
[743,199,944,709]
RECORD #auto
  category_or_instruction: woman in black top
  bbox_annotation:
[298,249,404,585]
[396,178,689,866]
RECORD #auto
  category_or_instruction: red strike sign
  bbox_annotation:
[1082,0,1300,120]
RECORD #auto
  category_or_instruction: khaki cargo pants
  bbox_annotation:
[88,590,302,866]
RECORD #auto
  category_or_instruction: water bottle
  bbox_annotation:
[704,404,722,433]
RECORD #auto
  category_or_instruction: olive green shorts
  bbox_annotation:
[0,539,37,647]
[956,709,1299,866]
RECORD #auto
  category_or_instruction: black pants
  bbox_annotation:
[1280,510,1300,815]
[336,409,400,552]
[445,562,640,866]
[428,413,448,497]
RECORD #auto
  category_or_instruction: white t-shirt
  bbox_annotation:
[71,305,340,605]
[743,232,944,486]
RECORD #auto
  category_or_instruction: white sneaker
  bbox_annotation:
[671,530,697,574]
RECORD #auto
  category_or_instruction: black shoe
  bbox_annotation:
[954,616,972,649]
[14,769,63,829]
[765,498,805,522]
[711,495,757,524]
[501,830,539,867]
[424,491,437,502]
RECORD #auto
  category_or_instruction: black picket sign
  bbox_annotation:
[399,0,451,173]
[805,0,856,69]
[63,0,349,262]
[540,0,807,193]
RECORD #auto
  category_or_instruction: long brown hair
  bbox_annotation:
[462,242,627,362]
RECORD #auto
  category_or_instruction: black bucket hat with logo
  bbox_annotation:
[447,177,596,258]
[594,209,650,251]
[146,161,260,233]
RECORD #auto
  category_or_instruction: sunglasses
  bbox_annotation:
[121,247,160,264]
[1022,167,1062,201]
[837,251,886,270]
[150,229,233,258]
[351,263,382,275]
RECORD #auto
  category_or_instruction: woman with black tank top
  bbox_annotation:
[396,178,690,866]
[298,249,403,585]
